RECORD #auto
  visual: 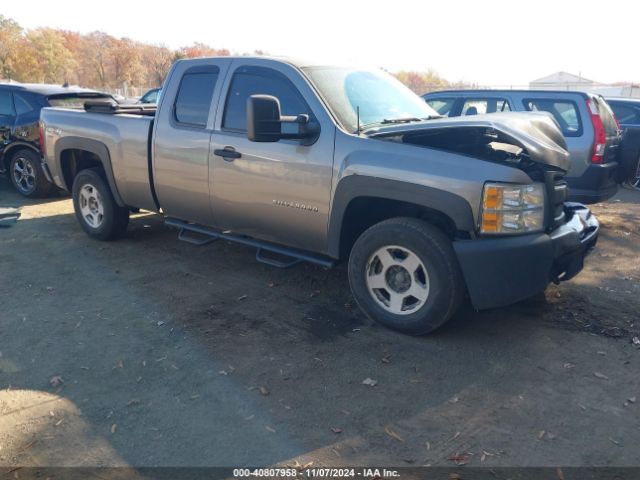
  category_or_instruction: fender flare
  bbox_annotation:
[327,175,476,258]
[55,136,125,206]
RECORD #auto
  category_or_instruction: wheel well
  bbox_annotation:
[338,197,463,259]
[2,145,39,171]
[60,149,104,190]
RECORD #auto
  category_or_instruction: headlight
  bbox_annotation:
[480,182,545,234]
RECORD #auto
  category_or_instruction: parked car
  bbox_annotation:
[605,97,640,188]
[0,82,114,197]
[41,57,599,335]
[138,88,161,104]
[423,90,622,204]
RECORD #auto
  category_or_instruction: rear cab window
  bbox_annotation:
[461,97,511,115]
[523,98,582,136]
[426,98,457,116]
[222,66,313,135]
[174,66,220,127]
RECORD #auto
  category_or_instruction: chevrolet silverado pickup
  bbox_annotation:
[40,57,599,335]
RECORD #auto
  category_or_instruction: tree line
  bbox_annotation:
[0,15,457,94]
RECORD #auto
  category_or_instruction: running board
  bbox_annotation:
[165,218,335,269]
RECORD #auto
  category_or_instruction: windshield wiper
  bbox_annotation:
[380,117,424,124]
[357,116,438,133]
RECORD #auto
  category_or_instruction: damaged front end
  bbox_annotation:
[369,112,573,231]
[366,112,601,309]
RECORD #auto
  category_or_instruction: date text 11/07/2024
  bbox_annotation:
[232,468,401,478]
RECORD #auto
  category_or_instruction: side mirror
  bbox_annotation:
[247,94,317,143]
[247,95,282,142]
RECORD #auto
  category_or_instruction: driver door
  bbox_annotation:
[209,60,336,253]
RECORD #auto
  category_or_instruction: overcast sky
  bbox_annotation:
[3,0,636,86]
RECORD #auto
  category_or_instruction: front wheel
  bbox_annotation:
[348,217,464,335]
[72,168,129,240]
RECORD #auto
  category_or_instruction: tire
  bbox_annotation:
[9,149,53,197]
[72,168,129,240]
[348,217,464,335]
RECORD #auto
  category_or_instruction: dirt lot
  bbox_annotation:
[0,177,639,471]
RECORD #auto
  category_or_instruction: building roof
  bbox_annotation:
[530,71,596,85]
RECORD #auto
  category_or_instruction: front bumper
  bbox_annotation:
[453,203,599,310]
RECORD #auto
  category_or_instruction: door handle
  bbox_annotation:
[214,146,242,161]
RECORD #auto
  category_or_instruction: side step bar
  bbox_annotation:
[165,218,335,269]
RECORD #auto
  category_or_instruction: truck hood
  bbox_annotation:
[367,112,570,172]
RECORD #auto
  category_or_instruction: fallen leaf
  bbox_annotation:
[628,396,637,404]
[609,437,620,445]
[126,399,141,406]
[237,295,248,301]
[190,394,200,400]
[111,424,117,434]
[384,426,404,443]
[538,430,546,439]
[632,337,640,346]
[49,376,63,388]
[448,453,468,465]
[556,467,565,480]
[114,360,124,369]
[331,427,342,434]
[362,377,378,387]
[55,419,63,427]
[259,386,270,396]
[265,426,276,433]
[18,440,36,452]
[593,372,609,380]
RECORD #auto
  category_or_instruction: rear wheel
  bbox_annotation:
[9,149,52,197]
[348,217,464,335]
[72,168,129,240]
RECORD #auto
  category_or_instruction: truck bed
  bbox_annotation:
[41,106,157,212]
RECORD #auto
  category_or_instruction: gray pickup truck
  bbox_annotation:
[40,56,599,335]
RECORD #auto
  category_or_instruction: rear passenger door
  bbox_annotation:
[153,59,231,225]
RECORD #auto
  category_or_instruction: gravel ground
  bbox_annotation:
[0,178,639,472]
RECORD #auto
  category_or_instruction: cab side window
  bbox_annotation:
[0,91,15,117]
[14,93,37,116]
[426,98,456,116]
[461,98,511,116]
[174,66,219,128]
[222,66,313,135]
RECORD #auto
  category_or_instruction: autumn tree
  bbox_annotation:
[112,38,144,87]
[393,69,452,95]
[78,31,115,88]
[141,45,175,86]
[16,28,76,84]
[0,15,22,79]
[178,42,230,59]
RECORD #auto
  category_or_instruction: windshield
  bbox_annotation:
[302,66,439,132]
